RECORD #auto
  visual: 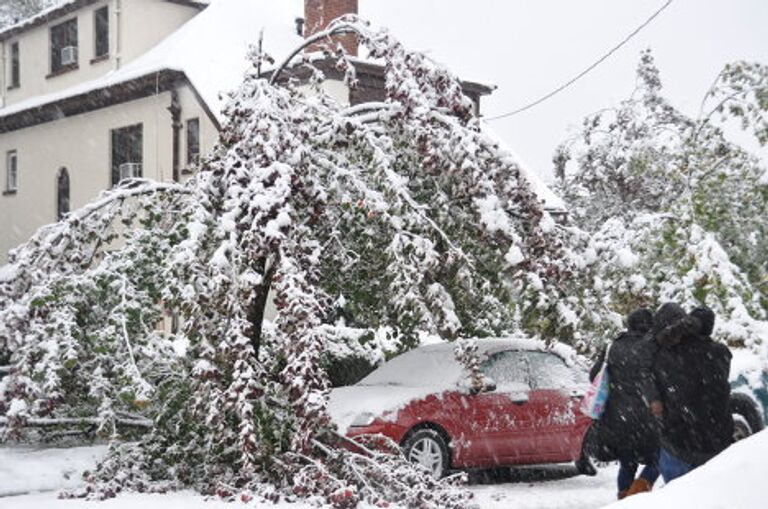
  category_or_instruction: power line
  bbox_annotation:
[485,0,674,122]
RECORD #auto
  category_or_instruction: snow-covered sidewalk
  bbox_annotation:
[0,444,107,498]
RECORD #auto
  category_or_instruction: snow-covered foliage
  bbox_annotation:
[0,0,58,29]
[555,51,768,350]
[0,17,575,507]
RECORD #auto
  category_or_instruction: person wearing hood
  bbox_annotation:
[590,308,660,499]
[651,304,733,482]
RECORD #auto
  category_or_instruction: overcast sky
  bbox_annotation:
[290,0,768,182]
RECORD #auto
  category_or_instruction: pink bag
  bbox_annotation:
[580,348,610,419]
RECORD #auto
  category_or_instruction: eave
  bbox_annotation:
[0,69,187,134]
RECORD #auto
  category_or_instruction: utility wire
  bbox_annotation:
[486,0,673,121]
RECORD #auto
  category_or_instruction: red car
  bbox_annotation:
[329,338,594,478]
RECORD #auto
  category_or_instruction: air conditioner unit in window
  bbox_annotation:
[60,45,78,66]
[119,162,142,180]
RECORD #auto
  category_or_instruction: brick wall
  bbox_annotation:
[304,0,359,56]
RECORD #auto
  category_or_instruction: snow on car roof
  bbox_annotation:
[357,335,578,388]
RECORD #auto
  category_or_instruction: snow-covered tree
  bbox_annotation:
[1,17,573,507]
[0,0,57,28]
[555,51,768,349]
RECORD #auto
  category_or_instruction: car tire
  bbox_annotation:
[732,413,752,442]
[730,393,764,440]
[575,424,598,476]
[403,428,450,479]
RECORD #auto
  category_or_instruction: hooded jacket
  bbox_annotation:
[653,306,733,466]
[591,308,660,463]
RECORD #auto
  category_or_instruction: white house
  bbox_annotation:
[0,0,561,264]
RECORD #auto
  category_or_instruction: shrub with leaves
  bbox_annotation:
[555,51,768,350]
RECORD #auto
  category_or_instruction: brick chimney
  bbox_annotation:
[304,0,359,56]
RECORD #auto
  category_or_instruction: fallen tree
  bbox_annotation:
[0,17,574,507]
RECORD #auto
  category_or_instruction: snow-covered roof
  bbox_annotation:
[0,1,209,41]
[0,0,302,123]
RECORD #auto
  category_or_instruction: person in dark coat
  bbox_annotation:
[650,305,733,483]
[590,308,660,499]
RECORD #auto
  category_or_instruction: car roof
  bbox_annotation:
[357,335,581,388]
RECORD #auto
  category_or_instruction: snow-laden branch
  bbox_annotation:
[1,179,190,287]
[0,415,153,428]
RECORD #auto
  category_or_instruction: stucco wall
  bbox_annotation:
[0,83,217,262]
[120,0,200,65]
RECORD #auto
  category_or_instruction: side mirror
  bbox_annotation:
[459,375,497,394]
[480,377,497,394]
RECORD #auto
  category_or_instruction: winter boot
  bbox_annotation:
[617,490,628,500]
[625,478,653,497]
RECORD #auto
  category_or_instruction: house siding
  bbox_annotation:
[0,0,199,109]
[0,83,216,262]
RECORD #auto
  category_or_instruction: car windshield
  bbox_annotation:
[357,345,464,388]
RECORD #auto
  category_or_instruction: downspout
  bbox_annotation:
[114,0,122,69]
[1,40,6,108]
[168,89,182,182]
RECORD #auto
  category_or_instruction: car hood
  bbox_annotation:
[329,384,449,434]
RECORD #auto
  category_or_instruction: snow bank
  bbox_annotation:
[0,445,107,497]
[605,429,768,509]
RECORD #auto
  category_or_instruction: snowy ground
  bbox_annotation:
[0,444,619,509]
[5,433,767,509]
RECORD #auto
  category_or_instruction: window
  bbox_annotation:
[57,168,70,220]
[526,352,584,390]
[94,6,109,59]
[50,18,78,73]
[481,351,530,391]
[111,124,143,186]
[186,118,200,166]
[9,42,20,88]
[5,151,18,193]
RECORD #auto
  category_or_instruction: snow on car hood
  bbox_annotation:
[329,385,450,434]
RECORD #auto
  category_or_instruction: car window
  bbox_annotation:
[526,351,580,390]
[480,351,530,391]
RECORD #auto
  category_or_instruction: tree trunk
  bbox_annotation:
[247,258,277,359]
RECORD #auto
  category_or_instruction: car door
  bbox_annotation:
[458,350,538,466]
[525,351,587,462]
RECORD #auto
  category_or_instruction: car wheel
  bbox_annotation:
[575,423,599,476]
[730,393,765,439]
[732,413,752,442]
[403,428,450,479]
